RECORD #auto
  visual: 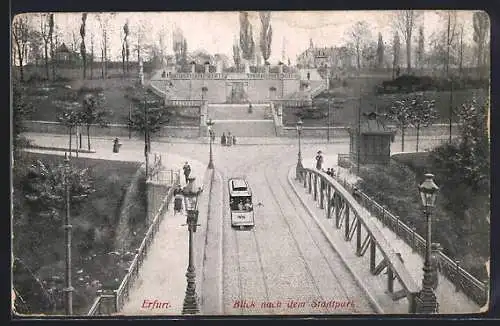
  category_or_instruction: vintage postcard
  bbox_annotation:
[11,10,490,317]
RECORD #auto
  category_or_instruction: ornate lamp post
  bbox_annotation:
[207,118,215,169]
[415,173,440,313]
[295,118,304,180]
[63,153,74,315]
[182,181,201,315]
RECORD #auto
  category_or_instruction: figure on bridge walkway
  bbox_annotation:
[221,132,226,146]
[232,135,237,146]
[315,150,324,170]
[183,162,192,184]
[430,243,443,290]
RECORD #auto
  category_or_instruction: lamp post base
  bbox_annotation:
[182,269,199,314]
[296,160,304,181]
[415,288,438,314]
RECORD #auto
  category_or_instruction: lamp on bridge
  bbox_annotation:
[182,182,201,315]
[207,118,215,169]
[295,118,304,180]
[415,173,439,313]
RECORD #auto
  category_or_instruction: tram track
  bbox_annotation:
[263,164,373,313]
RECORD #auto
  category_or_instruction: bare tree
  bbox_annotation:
[259,11,272,64]
[458,24,464,76]
[346,21,372,71]
[80,13,87,79]
[473,11,489,78]
[12,15,31,82]
[233,38,241,69]
[89,31,94,79]
[392,31,401,79]
[376,32,384,69]
[124,20,130,73]
[48,13,55,80]
[39,13,51,79]
[416,26,425,74]
[394,10,420,74]
[443,11,458,77]
[96,13,115,79]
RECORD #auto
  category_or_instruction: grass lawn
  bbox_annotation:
[282,84,488,127]
[24,78,199,126]
[12,151,147,315]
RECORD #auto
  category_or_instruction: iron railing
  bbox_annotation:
[87,170,180,316]
[332,172,488,307]
[300,168,420,312]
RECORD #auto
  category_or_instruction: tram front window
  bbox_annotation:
[230,197,253,211]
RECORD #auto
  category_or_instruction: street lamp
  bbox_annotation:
[295,118,304,180]
[415,173,440,313]
[63,153,74,315]
[207,118,215,169]
[182,181,201,315]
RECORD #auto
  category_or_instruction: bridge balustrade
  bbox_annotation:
[335,177,489,307]
[299,168,420,312]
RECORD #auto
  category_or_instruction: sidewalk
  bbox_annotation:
[287,166,481,314]
[22,132,207,315]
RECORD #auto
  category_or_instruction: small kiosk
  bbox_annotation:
[348,112,396,165]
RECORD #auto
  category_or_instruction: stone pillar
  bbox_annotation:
[191,62,196,74]
[204,62,210,74]
[216,61,222,73]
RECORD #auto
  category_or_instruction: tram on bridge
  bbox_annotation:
[228,178,255,229]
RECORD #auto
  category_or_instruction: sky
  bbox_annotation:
[25,10,480,65]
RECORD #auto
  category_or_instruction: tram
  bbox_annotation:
[228,178,255,229]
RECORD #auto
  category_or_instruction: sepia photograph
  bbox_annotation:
[11,10,490,316]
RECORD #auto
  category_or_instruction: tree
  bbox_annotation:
[12,82,34,151]
[259,11,272,64]
[232,38,241,69]
[392,31,401,79]
[96,13,115,78]
[57,107,82,155]
[416,26,425,73]
[80,93,109,150]
[127,98,169,154]
[376,32,384,69]
[38,14,51,79]
[173,28,188,67]
[385,97,413,152]
[408,95,438,152]
[48,14,55,80]
[473,11,489,78]
[12,14,31,82]
[239,12,255,63]
[80,13,87,79]
[458,25,464,76]
[23,159,94,223]
[124,20,130,73]
[89,31,94,80]
[394,10,420,74]
[442,11,458,77]
[347,21,372,70]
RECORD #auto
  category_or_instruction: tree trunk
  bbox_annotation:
[44,44,49,80]
[356,44,361,71]
[69,127,72,156]
[87,125,91,151]
[101,49,104,79]
[401,125,405,152]
[406,39,411,74]
[17,47,24,82]
[416,126,420,152]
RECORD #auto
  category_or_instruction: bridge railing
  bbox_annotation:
[334,175,488,307]
[87,170,180,316]
[299,168,421,312]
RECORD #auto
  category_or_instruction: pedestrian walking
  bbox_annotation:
[221,132,226,146]
[227,132,233,146]
[232,135,237,146]
[182,162,191,184]
[315,150,324,170]
[429,243,443,290]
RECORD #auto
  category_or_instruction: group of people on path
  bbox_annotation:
[221,132,237,147]
[315,150,335,178]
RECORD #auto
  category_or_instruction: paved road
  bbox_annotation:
[22,132,464,315]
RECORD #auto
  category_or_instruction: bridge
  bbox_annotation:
[78,136,484,316]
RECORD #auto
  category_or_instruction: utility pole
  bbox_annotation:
[63,153,73,315]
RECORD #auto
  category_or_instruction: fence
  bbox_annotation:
[299,167,420,312]
[87,168,180,316]
[332,167,488,307]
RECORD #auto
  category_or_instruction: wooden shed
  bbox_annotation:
[348,112,396,165]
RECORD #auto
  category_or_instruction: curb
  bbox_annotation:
[286,166,384,314]
[24,144,97,154]
[214,169,224,314]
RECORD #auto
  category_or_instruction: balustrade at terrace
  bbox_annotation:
[298,168,420,312]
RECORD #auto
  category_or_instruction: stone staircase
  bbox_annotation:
[211,120,276,138]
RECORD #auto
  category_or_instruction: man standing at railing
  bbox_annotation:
[183,162,192,184]
[315,150,324,170]
[430,243,443,290]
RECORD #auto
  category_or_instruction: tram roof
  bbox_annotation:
[229,178,252,196]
